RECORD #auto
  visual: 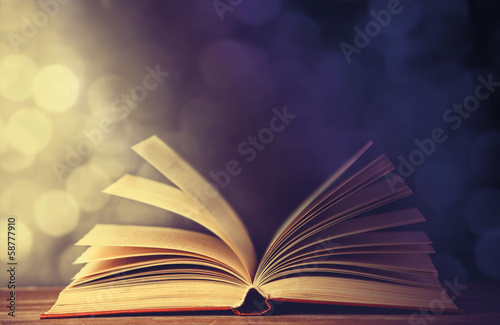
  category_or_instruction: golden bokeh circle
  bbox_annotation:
[0,149,35,172]
[33,64,80,113]
[5,108,52,154]
[34,190,80,237]
[0,55,38,102]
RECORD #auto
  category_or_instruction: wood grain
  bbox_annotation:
[1,283,499,324]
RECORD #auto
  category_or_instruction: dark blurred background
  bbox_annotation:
[0,0,499,286]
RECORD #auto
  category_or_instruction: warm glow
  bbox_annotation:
[0,118,7,154]
[35,190,80,237]
[33,64,80,113]
[0,0,37,32]
[0,149,35,172]
[65,164,111,212]
[0,55,38,102]
[0,179,42,218]
[5,108,52,154]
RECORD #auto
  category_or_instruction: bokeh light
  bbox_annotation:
[0,149,35,172]
[35,190,80,237]
[0,0,497,287]
[0,179,42,219]
[5,108,52,154]
[33,64,80,113]
[0,55,38,101]
[65,164,111,212]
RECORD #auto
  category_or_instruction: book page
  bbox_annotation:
[260,276,459,312]
[103,174,252,281]
[269,141,374,245]
[129,135,257,278]
[75,224,249,283]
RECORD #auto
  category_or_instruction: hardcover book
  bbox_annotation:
[41,135,461,318]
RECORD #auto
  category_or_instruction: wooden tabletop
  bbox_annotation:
[1,283,499,324]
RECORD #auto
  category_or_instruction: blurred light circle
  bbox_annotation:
[65,164,111,212]
[199,39,256,88]
[88,75,131,117]
[0,0,37,31]
[35,190,80,237]
[33,45,87,80]
[465,188,500,236]
[415,161,463,210]
[33,64,80,113]
[234,0,282,25]
[470,132,500,184]
[0,179,41,218]
[0,149,35,172]
[0,218,33,263]
[0,55,38,102]
[475,230,500,280]
[5,108,52,154]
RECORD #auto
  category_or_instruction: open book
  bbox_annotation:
[41,136,461,318]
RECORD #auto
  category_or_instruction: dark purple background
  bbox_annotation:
[70,0,500,283]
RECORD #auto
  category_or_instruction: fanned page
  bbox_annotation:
[43,136,461,318]
[42,225,250,317]
[254,147,461,313]
[42,136,257,318]
[129,136,257,277]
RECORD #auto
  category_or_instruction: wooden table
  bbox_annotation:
[1,283,499,324]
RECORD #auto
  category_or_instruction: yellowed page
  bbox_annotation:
[269,141,373,245]
[75,224,249,283]
[260,276,459,312]
[102,174,244,272]
[74,246,182,264]
[130,135,256,278]
[44,281,249,315]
